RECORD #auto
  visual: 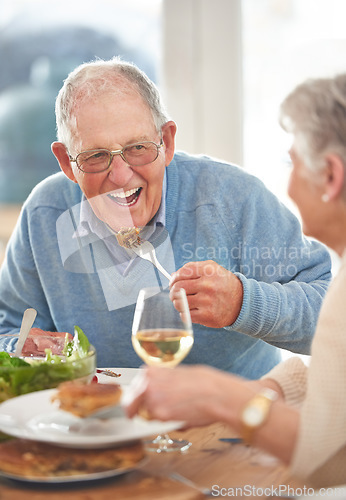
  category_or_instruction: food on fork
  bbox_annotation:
[0,438,145,478]
[115,226,141,248]
[52,381,122,418]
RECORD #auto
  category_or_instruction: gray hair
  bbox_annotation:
[55,57,170,152]
[279,73,346,176]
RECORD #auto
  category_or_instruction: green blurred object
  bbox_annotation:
[0,329,96,403]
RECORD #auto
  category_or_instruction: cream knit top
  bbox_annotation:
[265,252,346,488]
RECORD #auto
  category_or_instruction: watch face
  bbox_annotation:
[243,406,263,427]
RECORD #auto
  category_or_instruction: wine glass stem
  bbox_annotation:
[152,434,174,450]
[145,433,192,453]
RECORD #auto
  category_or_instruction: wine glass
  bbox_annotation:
[132,286,194,452]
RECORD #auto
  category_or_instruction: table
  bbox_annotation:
[0,369,309,499]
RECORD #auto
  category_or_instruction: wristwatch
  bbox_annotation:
[240,388,278,445]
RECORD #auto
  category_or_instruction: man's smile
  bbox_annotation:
[108,187,142,207]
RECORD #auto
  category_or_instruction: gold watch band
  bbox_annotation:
[241,388,278,445]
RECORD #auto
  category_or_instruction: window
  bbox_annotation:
[0,0,162,203]
[0,0,162,263]
[243,0,346,211]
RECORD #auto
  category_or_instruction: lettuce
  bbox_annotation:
[0,326,95,403]
[63,325,90,360]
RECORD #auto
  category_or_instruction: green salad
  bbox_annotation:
[0,326,96,403]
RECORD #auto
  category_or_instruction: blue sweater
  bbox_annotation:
[0,152,331,378]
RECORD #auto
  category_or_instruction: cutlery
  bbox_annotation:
[86,403,125,420]
[96,368,121,378]
[114,227,171,281]
[219,437,243,444]
[14,308,37,357]
[169,472,213,496]
[131,238,171,281]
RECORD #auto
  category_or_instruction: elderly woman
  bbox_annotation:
[126,73,346,488]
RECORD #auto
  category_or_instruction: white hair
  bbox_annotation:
[55,57,170,152]
[279,73,346,179]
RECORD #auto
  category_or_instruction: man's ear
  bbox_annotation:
[161,121,177,166]
[324,154,345,201]
[51,142,78,183]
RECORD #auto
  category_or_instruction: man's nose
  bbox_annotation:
[107,153,133,185]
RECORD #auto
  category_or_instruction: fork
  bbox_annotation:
[87,403,126,419]
[114,227,172,281]
[131,239,172,281]
[169,472,213,496]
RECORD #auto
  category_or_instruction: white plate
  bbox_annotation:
[0,388,182,449]
[0,457,148,484]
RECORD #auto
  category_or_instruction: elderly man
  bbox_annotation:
[0,58,331,377]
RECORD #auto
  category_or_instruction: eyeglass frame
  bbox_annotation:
[68,138,164,173]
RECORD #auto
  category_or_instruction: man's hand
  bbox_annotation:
[169,260,243,328]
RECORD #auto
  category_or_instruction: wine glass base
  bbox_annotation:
[144,434,192,453]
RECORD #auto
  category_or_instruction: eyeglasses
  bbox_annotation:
[69,139,164,173]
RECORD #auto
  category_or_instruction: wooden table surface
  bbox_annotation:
[0,369,309,499]
[0,423,309,499]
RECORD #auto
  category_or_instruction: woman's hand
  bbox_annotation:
[124,365,262,428]
[124,364,296,466]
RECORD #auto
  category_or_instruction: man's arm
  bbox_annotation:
[0,204,57,338]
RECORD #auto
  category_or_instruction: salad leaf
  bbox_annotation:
[74,325,90,353]
[0,378,12,400]
[72,325,90,358]
[62,327,90,359]
[0,352,30,368]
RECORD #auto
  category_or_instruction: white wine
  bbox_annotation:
[132,329,193,367]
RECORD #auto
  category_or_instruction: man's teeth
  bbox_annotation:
[110,188,140,199]
[109,187,141,206]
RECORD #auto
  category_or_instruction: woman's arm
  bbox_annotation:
[125,364,299,465]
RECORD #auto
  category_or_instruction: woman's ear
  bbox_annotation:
[324,154,345,201]
[51,142,78,183]
[161,121,177,166]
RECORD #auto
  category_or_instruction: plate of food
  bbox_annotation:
[0,382,182,449]
[0,437,147,483]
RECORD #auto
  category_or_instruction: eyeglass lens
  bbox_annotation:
[76,142,159,172]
